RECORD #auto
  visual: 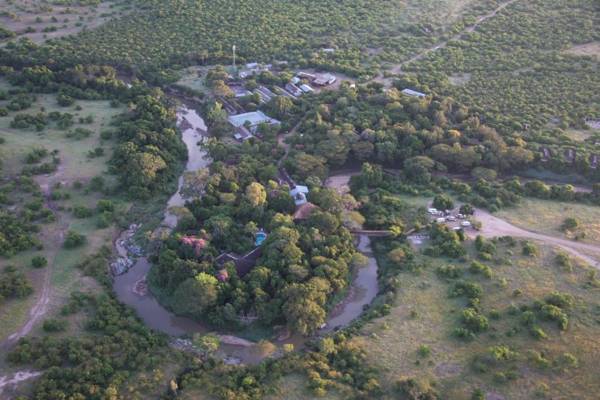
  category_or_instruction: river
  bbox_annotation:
[112,105,381,363]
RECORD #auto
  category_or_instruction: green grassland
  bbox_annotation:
[0,85,128,343]
[0,93,121,180]
[355,241,600,399]
[495,198,600,245]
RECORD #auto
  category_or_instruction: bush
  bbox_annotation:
[42,318,67,332]
[450,280,483,300]
[436,264,462,279]
[560,217,579,232]
[417,344,431,358]
[394,377,438,400]
[31,256,48,268]
[73,206,94,218]
[545,291,574,309]
[432,194,454,211]
[96,199,115,213]
[522,241,539,257]
[63,231,86,249]
[461,308,489,333]
[469,261,493,278]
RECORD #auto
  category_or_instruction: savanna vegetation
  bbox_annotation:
[2,1,600,400]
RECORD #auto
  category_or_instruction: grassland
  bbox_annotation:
[0,0,131,44]
[0,82,128,343]
[174,66,209,93]
[495,199,600,245]
[355,240,600,399]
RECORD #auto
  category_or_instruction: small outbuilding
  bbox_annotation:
[290,185,310,206]
[401,88,426,98]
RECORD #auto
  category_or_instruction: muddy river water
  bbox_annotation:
[112,105,380,363]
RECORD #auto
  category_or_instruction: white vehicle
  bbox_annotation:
[456,214,465,219]
[447,216,456,222]
[428,208,438,214]
[436,217,446,223]
[461,221,472,228]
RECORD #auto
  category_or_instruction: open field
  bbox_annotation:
[495,199,600,246]
[175,66,209,93]
[0,93,121,180]
[0,0,131,44]
[0,85,128,344]
[358,241,600,399]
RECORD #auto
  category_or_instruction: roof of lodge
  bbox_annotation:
[228,111,280,128]
[215,246,263,277]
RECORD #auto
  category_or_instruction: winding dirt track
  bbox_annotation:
[326,172,600,267]
[2,170,68,348]
[472,209,600,267]
[0,371,41,395]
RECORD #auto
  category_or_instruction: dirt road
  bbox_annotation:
[0,371,41,396]
[277,117,306,167]
[2,168,68,348]
[473,209,600,267]
[375,0,520,87]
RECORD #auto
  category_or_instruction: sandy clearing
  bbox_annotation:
[0,370,41,395]
[473,208,600,267]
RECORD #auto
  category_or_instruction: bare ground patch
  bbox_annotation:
[564,41,600,59]
[448,72,472,86]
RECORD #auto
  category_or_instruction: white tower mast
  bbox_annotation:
[232,45,236,71]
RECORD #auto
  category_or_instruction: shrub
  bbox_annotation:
[555,252,572,269]
[417,344,431,358]
[471,389,485,400]
[555,353,578,370]
[539,304,569,330]
[394,377,438,400]
[545,291,574,309]
[522,241,539,257]
[450,280,483,300]
[529,326,547,340]
[73,206,93,218]
[31,256,48,268]
[461,308,489,333]
[432,194,454,211]
[560,217,579,232]
[526,350,551,369]
[469,261,493,278]
[436,264,462,279]
[63,231,86,249]
[96,199,115,213]
[42,318,67,332]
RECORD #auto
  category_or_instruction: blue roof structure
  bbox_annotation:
[228,111,280,128]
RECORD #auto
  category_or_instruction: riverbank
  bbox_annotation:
[110,103,385,364]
